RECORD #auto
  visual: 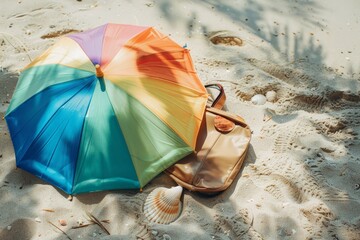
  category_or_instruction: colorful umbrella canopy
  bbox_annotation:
[5,23,208,194]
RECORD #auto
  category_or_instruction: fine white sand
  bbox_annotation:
[1,0,360,239]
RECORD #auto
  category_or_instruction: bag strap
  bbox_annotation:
[205,83,226,109]
[206,107,249,128]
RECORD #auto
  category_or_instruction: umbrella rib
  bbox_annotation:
[43,80,96,183]
[130,109,162,160]
[18,78,95,164]
[99,23,109,66]
[42,117,71,176]
[106,74,206,96]
[124,31,176,51]
[109,89,163,165]
[108,76,206,120]
[70,114,96,189]
[8,66,95,110]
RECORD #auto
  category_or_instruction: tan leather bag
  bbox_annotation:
[166,84,251,194]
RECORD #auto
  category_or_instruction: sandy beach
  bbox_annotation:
[1,0,360,239]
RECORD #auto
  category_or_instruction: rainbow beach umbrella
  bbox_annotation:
[5,23,208,195]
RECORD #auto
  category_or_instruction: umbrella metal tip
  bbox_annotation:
[95,64,104,78]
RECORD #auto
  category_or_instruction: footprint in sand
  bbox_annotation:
[243,58,360,115]
[207,31,244,46]
[135,224,153,240]
[301,203,335,239]
[40,29,80,39]
[246,58,317,89]
[278,91,360,114]
[250,155,351,202]
[214,208,263,239]
[264,119,319,155]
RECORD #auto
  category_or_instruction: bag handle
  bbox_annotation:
[206,107,249,129]
[205,83,226,109]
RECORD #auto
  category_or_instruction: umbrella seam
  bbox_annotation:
[102,80,143,185]
[117,95,163,186]
[9,75,95,138]
[100,24,151,68]
[106,74,207,96]
[99,23,109,66]
[6,65,96,116]
[71,80,98,193]
[16,77,95,167]
[104,76,207,149]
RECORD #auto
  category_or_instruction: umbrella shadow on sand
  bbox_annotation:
[0,69,40,239]
[0,166,43,239]
[0,219,37,240]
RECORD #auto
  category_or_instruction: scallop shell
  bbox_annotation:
[144,186,183,224]
[251,94,267,105]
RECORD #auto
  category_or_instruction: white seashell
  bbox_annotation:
[251,94,267,105]
[265,91,277,102]
[144,186,183,224]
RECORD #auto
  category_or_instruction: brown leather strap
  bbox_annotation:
[205,84,226,109]
[206,107,249,128]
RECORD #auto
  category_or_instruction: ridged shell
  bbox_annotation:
[144,186,183,224]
